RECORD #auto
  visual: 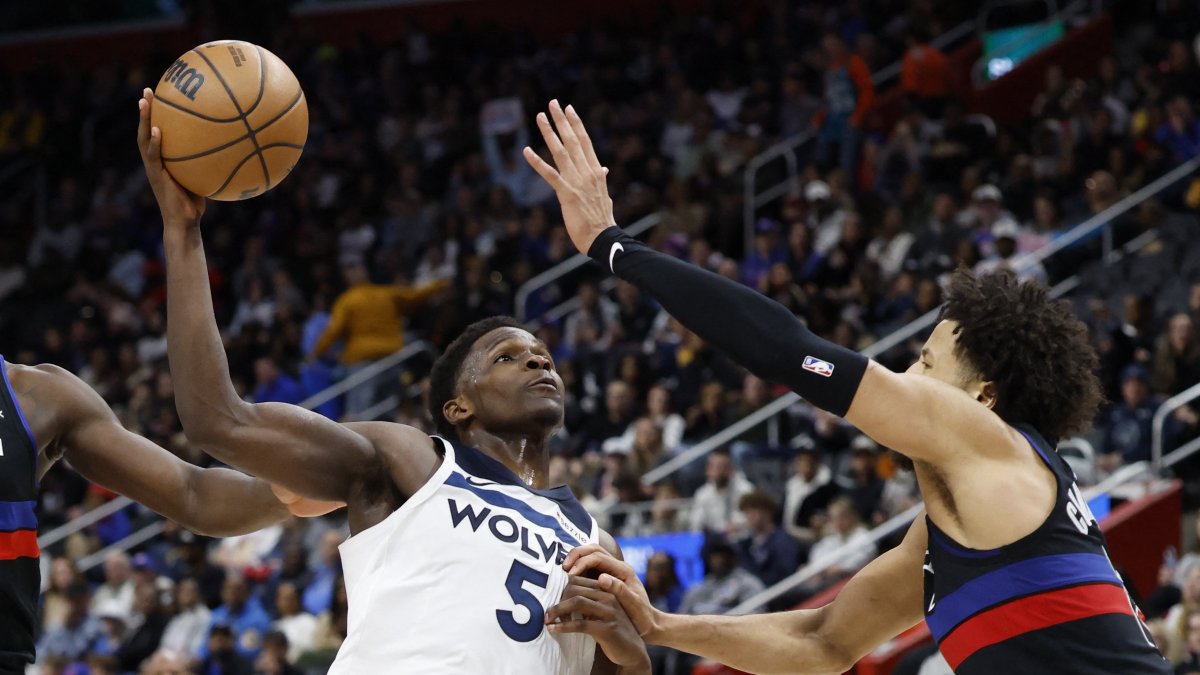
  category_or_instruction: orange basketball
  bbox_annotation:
[149,41,308,201]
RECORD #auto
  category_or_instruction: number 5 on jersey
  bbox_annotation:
[497,560,549,642]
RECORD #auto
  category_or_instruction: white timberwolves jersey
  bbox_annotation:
[330,436,599,674]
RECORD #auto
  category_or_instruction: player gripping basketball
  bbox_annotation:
[525,101,1171,674]
[137,89,649,675]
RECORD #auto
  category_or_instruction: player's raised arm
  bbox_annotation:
[525,101,1015,464]
[138,89,410,507]
[10,363,340,536]
[552,518,927,675]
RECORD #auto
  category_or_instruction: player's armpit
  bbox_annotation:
[846,362,1020,464]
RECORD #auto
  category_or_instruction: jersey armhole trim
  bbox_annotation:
[0,359,38,453]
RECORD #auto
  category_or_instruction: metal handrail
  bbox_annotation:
[297,340,434,411]
[1151,381,1200,475]
[645,165,1197,490]
[514,213,661,322]
[741,18,975,253]
[38,496,138,550]
[75,522,166,574]
[728,458,1153,615]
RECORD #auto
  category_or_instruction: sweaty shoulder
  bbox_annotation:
[341,422,443,501]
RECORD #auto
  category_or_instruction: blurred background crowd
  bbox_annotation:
[2,0,1200,673]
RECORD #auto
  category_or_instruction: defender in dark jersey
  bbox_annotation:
[0,360,339,671]
[527,101,1170,673]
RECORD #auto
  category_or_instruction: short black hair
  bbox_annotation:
[940,269,1102,442]
[428,316,525,440]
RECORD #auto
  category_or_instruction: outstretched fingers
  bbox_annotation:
[523,146,563,191]
[563,104,603,173]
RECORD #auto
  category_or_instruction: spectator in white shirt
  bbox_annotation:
[159,579,211,659]
[91,552,135,622]
[273,582,318,663]
[689,449,755,534]
[808,496,877,581]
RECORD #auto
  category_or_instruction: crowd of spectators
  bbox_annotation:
[1,0,1200,673]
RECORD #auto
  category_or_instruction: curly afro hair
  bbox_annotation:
[940,269,1102,443]
[427,316,525,440]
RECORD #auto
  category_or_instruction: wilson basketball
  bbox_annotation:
[149,41,308,201]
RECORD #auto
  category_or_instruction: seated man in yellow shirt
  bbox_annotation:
[310,261,447,418]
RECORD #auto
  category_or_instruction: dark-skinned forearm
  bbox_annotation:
[182,467,289,537]
[163,225,248,446]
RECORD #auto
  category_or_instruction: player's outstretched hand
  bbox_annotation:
[524,100,616,255]
[270,484,346,518]
[137,88,205,231]
[557,544,662,642]
[546,576,650,672]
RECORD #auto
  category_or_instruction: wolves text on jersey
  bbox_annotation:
[447,498,571,565]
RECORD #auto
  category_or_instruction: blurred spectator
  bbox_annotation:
[644,552,685,674]
[735,491,802,587]
[975,221,1048,283]
[813,32,875,179]
[1156,96,1200,165]
[900,25,950,119]
[302,531,344,616]
[783,439,842,544]
[139,649,189,674]
[807,496,877,583]
[160,579,212,659]
[37,582,100,664]
[680,538,765,615]
[200,576,272,661]
[43,558,81,633]
[306,576,349,659]
[273,582,317,662]
[581,381,638,455]
[91,552,135,621]
[115,582,170,672]
[1098,364,1160,473]
[309,262,446,417]
[252,357,306,406]
[846,436,886,525]
[1152,313,1200,395]
[689,449,755,534]
[254,631,302,675]
[197,623,253,675]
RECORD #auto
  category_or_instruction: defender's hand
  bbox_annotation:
[523,100,615,254]
[271,484,345,518]
[560,544,662,642]
[546,576,651,671]
[137,87,205,230]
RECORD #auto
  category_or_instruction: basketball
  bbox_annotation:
[149,40,307,201]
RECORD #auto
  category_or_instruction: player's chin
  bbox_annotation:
[520,396,565,427]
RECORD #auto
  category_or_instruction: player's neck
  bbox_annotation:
[459,427,551,489]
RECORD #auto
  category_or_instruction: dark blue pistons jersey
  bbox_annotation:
[0,359,39,672]
[922,424,1170,674]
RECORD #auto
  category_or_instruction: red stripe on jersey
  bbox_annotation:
[939,582,1134,670]
[0,529,39,561]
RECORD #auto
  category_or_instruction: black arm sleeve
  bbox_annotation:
[588,227,869,417]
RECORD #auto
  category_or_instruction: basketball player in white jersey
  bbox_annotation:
[136,89,650,674]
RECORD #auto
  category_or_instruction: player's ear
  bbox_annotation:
[443,396,473,427]
[975,381,998,410]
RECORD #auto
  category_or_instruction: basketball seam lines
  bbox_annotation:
[154,95,242,123]
[208,143,305,197]
[161,89,304,162]
[243,45,268,117]
[189,47,271,195]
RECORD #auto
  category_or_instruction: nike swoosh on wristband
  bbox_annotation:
[608,242,624,272]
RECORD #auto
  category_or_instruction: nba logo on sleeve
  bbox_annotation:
[802,356,835,377]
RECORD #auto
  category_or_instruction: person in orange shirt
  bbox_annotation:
[900,25,951,119]
[309,261,447,418]
[812,32,875,181]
